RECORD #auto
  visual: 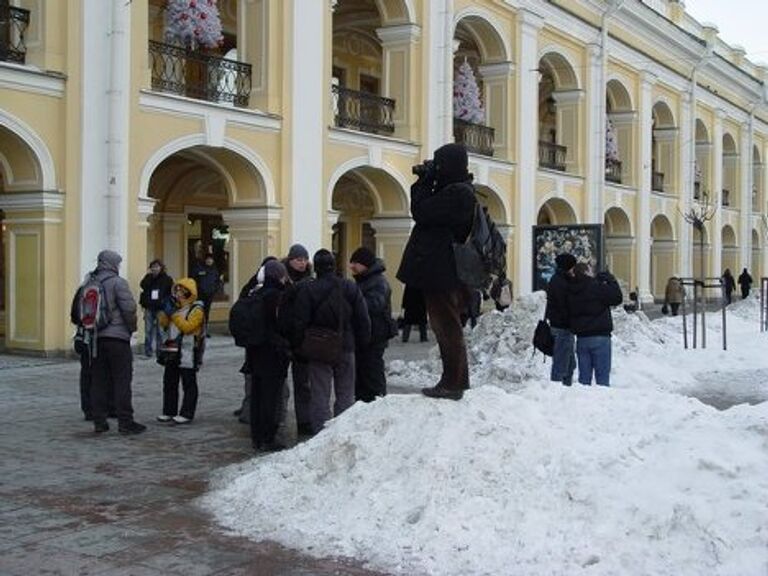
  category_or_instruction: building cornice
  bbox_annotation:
[328,127,421,156]
[0,63,66,98]
[0,191,64,211]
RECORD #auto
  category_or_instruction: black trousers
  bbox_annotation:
[247,345,289,446]
[162,363,199,419]
[80,352,115,417]
[291,359,312,428]
[424,288,470,392]
[355,343,387,402]
[90,338,134,426]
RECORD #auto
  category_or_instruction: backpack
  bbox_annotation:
[533,319,554,357]
[453,203,507,290]
[228,288,266,347]
[73,274,110,331]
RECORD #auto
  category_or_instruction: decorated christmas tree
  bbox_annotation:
[453,59,485,125]
[605,116,620,163]
[165,0,223,50]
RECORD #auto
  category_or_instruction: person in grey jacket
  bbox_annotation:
[89,250,146,435]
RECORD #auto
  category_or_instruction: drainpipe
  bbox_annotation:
[106,0,130,262]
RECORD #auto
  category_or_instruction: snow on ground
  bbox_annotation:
[202,294,768,576]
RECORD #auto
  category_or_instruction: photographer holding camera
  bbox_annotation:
[397,143,477,400]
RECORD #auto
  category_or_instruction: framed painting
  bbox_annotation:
[532,224,604,291]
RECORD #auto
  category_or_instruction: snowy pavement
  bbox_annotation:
[204,295,768,576]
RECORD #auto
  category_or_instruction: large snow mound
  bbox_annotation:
[203,386,768,576]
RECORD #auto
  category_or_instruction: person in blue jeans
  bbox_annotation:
[566,264,623,386]
[545,253,577,386]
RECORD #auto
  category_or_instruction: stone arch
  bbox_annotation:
[652,100,675,128]
[0,110,56,191]
[695,119,711,198]
[604,206,634,289]
[538,50,580,91]
[326,157,409,215]
[650,214,677,297]
[536,197,577,225]
[752,228,762,279]
[604,206,632,237]
[652,101,678,194]
[722,224,737,247]
[606,79,632,112]
[721,224,738,277]
[605,79,633,185]
[138,134,274,205]
[722,132,738,207]
[650,213,675,241]
[474,184,506,222]
[376,0,415,25]
[453,9,511,63]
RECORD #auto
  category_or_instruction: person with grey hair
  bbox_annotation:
[89,250,146,435]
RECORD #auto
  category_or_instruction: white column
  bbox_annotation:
[585,44,603,222]
[636,72,654,302]
[426,0,453,152]
[289,0,328,252]
[677,92,693,277]
[711,110,724,278]
[515,9,543,295]
[740,123,752,268]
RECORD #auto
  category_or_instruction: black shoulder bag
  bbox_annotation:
[298,280,344,365]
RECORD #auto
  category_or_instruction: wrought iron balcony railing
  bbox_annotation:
[538,141,567,172]
[652,171,664,192]
[721,189,730,207]
[0,4,29,64]
[332,85,395,135]
[149,41,252,107]
[605,158,622,184]
[453,118,495,157]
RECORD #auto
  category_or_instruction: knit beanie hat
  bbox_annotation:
[287,243,310,261]
[263,260,287,283]
[434,143,469,186]
[349,246,376,268]
[555,253,577,271]
[313,249,336,275]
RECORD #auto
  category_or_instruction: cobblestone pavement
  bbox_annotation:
[0,333,432,576]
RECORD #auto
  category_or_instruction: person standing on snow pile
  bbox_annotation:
[738,267,753,300]
[349,246,396,403]
[566,264,623,387]
[294,249,370,435]
[156,278,205,425]
[396,143,477,400]
[89,250,146,435]
[545,253,577,387]
[139,259,174,357]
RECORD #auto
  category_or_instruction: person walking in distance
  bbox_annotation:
[400,284,428,343]
[664,276,685,316]
[192,253,222,332]
[738,267,753,300]
[722,269,736,305]
[349,246,395,402]
[89,250,146,434]
[546,253,577,386]
[139,259,174,357]
[397,143,477,400]
[294,249,370,434]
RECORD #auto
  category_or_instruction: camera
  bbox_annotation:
[411,159,434,178]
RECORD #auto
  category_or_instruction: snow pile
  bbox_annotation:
[203,386,768,576]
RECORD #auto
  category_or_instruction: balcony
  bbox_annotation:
[605,158,622,184]
[332,85,395,136]
[0,4,29,64]
[722,189,730,207]
[453,119,495,157]
[538,141,567,172]
[149,41,252,107]
[652,171,664,192]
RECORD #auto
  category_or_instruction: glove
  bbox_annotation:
[161,298,176,316]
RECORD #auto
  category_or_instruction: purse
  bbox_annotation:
[298,281,344,365]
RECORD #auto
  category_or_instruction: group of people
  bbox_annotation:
[545,254,623,387]
[722,267,753,304]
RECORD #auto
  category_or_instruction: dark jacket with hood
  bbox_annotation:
[353,259,393,346]
[545,270,572,329]
[397,144,477,293]
[294,270,371,354]
[92,250,138,341]
[139,270,174,310]
[277,258,314,349]
[566,271,623,337]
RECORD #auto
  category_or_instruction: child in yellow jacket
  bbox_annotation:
[157,278,205,424]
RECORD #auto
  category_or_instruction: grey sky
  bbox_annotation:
[685,0,767,64]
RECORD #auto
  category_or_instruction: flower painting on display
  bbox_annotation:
[532,224,604,290]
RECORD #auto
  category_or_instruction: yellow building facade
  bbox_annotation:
[1,0,766,353]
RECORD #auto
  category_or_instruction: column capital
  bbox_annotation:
[137,197,157,223]
[221,206,284,228]
[0,191,64,212]
[376,24,421,47]
[640,71,657,88]
[479,61,516,79]
[367,217,413,235]
[517,9,545,32]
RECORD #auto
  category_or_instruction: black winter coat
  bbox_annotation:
[545,270,571,329]
[139,272,174,310]
[566,272,623,337]
[354,260,394,347]
[401,284,427,325]
[294,273,371,353]
[396,177,476,293]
